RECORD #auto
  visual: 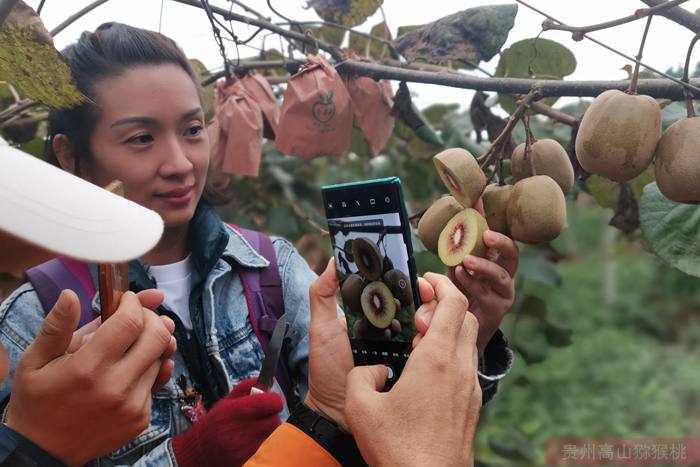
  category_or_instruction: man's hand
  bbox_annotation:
[345,273,482,467]
[449,228,518,353]
[304,259,434,431]
[6,289,176,466]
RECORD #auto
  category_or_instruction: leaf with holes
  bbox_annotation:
[393,4,517,67]
[640,182,700,277]
[495,38,576,113]
[0,1,86,108]
[308,0,383,27]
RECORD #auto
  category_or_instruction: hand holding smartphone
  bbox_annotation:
[322,177,419,387]
[98,181,129,321]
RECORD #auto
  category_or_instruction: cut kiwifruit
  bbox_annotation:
[654,116,700,204]
[360,281,397,329]
[352,237,383,281]
[352,318,392,340]
[344,239,355,262]
[340,273,366,316]
[507,175,566,244]
[417,195,464,253]
[383,268,414,308]
[511,139,574,194]
[433,148,486,208]
[482,184,512,236]
[575,89,661,182]
[437,208,489,267]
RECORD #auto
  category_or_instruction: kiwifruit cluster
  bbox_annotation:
[575,89,661,182]
[340,237,413,338]
[418,148,568,255]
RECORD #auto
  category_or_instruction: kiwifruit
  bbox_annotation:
[352,237,383,281]
[352,318,392,340]
[344,239,355,262]
[417,195,464,253]
[383,268,414,308]
[340,273,366,316]
[511,139,574,194]
[433,148,486,208]
[482,184,512,236]
[575,89,661,182]
[382,256,394,274]
[507,175,566,244]
[654,116,700,204]
[360,281,397,329]
[437,208,489,267]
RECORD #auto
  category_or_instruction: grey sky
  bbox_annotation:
[28,0,700,108]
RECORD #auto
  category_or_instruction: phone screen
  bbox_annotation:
[322,177,419,385]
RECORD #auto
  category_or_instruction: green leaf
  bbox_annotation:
[0,2,86,108]
[308,0,383,27]
[349,22,391,60]
[488,430,536,462]
[518,295,548,320]
[640,182,700,277]
[513,340,548,365]
[422,103,460,127]
[544,320,573,347]
[393,4,517,66]
[517,248,562,286]
[587,175,619,209]
[495,38,576,113]
[304,25,346,47]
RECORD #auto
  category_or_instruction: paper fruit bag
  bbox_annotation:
[275,54,353,159]
[237,71,280,139]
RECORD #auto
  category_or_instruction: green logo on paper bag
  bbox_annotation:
[312,90,336,123]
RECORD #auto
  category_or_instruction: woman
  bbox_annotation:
[0,22,517,466]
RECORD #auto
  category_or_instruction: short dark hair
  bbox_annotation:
[46,22,200,173]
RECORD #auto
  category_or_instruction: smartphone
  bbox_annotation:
[98,263,128,321]
[322,177,419,387]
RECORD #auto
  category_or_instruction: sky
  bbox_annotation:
[26,0,700,108]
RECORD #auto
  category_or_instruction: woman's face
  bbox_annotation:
[85,64,209,229]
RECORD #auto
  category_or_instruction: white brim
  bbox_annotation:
[0,142,163,263]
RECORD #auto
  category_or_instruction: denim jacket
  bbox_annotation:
[0,204,316,466]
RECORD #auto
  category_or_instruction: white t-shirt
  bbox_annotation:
[149,254,193,330]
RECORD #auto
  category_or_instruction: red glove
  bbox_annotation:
[172,378,284,467]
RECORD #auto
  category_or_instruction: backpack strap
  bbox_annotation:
[228,224,294,402]
[26,257,98,328]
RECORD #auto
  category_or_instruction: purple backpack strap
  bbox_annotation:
[26,258,98,328]
[229,224,294,401]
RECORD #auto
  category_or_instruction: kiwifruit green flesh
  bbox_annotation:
[352,237,383,281]
[383,268,414,308]
[360,281,397,329]
[507,175,566,244]
[341,273,366,316]
[437,208,489,267]
[417,195,464,253]
[433,148,486,208]
[482,184,512,236]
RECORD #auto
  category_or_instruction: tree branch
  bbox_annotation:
[639,0,700,33]
[530,101,579,126]
[50,0,111,36]
[542,0,688,40]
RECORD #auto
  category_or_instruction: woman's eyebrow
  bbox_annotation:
[110,116,157,128]
[180,107,203,120]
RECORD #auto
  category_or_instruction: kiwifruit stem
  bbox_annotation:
[497,159,505,186]
[628,15,653,94]
[682,34,700,118]
[523,115,536,175]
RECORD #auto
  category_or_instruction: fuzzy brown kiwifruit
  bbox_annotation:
[340,273,366,316]
[352,318,399,340]
[481,184,512,236]
[507,175,566,244]
[343,239,355,262]
[360,281,397,329]
[511,139,574,194]
[437,208,489,267]
[433,148,486,208]
[417,195,464,253]
[382,256,395,274]
[654,116,700,204]
[575,89,661,182]
[383,268,414,308]
[351,237,383,281]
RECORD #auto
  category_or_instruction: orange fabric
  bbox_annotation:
[275,54,353,160]
[244,423,341,467]
[343,50,395,156]
[208,78,264,178]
